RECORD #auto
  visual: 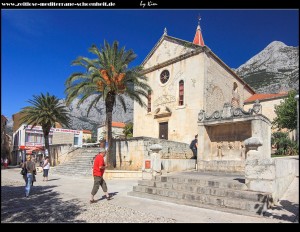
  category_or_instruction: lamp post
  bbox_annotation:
[295,94,299,146]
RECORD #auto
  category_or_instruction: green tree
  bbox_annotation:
[123,122,133,139]
[271,132,298,156]
[272,90,297,131]
[19,93,71,162]
[65,40,151,168]
[271,131,288,150]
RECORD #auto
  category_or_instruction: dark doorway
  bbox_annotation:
[159,122,168,140]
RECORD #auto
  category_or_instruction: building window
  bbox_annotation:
[147,90,151,112]
[36,134,43,143]
[179,80,184,106]
[74,137,79,146]
[26,133,35,143]
[160,70,170,84]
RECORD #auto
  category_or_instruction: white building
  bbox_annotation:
[97,121,126,142]
[133,23,255,144]
[12,124,83,164]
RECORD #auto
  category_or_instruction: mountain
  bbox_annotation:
[5,96,133,137]
[60,95,134,135]
[234,41,299,93]
[5,117,13,136]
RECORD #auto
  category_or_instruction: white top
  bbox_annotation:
[43,160,50,169]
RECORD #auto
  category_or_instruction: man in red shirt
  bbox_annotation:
[90,147,111,203]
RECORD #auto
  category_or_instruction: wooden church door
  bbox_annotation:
[159,122,168,140]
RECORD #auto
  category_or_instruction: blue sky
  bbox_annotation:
[2,9,299,119]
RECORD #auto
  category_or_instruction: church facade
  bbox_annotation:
[133,24,255,144]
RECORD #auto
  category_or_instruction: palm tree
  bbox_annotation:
[123,122,133,139]
[19,93,71,163]
[65,40,151,168]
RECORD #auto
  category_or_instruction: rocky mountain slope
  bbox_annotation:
[60,95,134,134]
[234,41,299,93]
[5,95,133,136]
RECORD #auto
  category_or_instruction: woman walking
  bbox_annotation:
[23,155,36,197]
[42,156,50,181]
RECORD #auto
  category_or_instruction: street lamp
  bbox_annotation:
[295,94,299,146]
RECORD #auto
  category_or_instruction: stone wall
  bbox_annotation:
[48,144,74,166]
[274,157,298,200]
[205,54,253,115]
[52,132,74,145]
[111,137,193,171]
[198,115,270,173]
[161,159,196,173]
[103,170,142,180]
[205,121,251,160]
[245,156,298,204]
[197,160,245,174]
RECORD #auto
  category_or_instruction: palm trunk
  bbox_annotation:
[43,128,51,166]
[105,92,116,169]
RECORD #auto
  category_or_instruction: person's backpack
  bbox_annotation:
[189,139,196,149]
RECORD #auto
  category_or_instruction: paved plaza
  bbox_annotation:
[1,167,298,223]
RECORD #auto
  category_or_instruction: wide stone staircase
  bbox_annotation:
[51,148,99,176]
[128,171,272,216]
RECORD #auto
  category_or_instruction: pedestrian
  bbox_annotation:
[22,155,36,197]
[189,134,198,159]
[90,147,111,203]
[42,156,50,181]
[4,157,8,169]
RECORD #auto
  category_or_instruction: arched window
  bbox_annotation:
[147,90,151,112]
[179,80,184,106]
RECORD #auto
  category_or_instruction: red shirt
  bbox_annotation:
[93,153,105,177]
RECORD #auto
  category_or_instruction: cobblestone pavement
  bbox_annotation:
[1,168,298,223]
[1,178,175,223]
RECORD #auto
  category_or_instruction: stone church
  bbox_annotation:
[133,21,255,144]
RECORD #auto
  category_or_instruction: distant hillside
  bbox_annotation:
[5,118,13,136]
[60,95,134,135]
[5,95,133,136]
[234,41,299,93]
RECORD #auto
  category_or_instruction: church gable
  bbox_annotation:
[143,35,200,69]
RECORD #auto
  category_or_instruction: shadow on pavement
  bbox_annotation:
[45,178,60,181]
[1,182,87,223]
[97,191,119,201]
[264,200,299,223]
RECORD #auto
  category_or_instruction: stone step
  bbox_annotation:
[152,176,247,190]
[52,169,89,173]
[128,191,268,217]
[51,147,102,177]
[134,183,269,203]
[53,170,92,174]
[55,163,93,168]
[52,170,92,176]
[131,185,269,214]
[129,172,272,216]
[53,168,91,171]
